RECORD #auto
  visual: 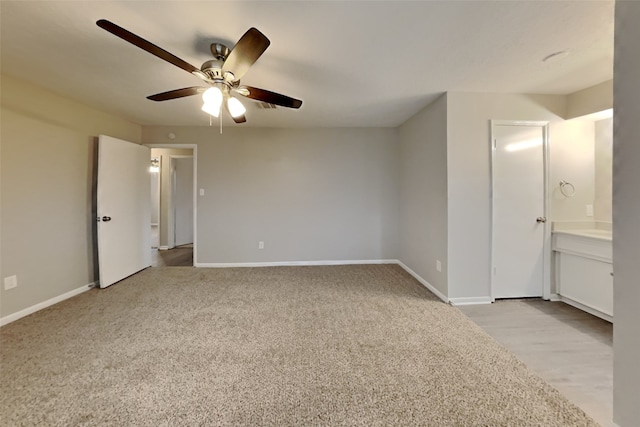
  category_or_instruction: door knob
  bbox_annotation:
[102,216,112,222]
[536,217,547,223]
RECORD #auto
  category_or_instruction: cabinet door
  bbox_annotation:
[558,253,613,316]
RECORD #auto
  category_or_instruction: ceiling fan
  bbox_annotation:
[96,19,302,124]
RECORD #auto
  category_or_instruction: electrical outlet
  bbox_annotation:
[258,241,264,249]
[436,260,442,272]
[4,275,18,290]
[586,204,594,217]
[199,188,205,196]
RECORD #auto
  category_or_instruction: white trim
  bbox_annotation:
[395,261,448,303]
[0,283,94,327]
[158,246,170,251]
[195,259,450,303]
[195,259,397,268]
[449,296,493,306]
[548,293,562,301]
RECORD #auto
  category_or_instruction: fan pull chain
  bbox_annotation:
[207,110,222,134]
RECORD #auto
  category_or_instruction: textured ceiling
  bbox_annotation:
[0,1,614,128]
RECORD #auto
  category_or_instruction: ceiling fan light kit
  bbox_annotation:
[201,102,221,118]
[96,19,302,128]
[201,87,223,117]
[227,97,247,118]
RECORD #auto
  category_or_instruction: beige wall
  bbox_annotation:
[1,72,615,318]
[548,120,596,222]
[446,93,567,300]
[566,80,613,120]
[0,74,141,319]
[594,118,613,223]
[142,127,399,264]
[613,1,640,425]
[398,94,448,297]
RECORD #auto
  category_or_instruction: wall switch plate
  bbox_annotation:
[436,260,442,272]
[4,275,17,290]
[586,204,594,217]
[258,241,264,249]
[199,189,205,196]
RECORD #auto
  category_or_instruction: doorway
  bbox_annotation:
[173,156,194,247]
[491,121,550,299]
[148,145,197,266]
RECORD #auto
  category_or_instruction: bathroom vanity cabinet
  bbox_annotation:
[552,230,613,322]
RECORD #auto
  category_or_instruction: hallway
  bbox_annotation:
[151,245,193,267]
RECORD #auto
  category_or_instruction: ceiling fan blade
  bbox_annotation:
[97,19,199,74]
[237,86,302,109]
[147,87,205,101]
[222,28,270,81]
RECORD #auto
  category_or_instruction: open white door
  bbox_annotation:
[97,135,151,288]
[491,122,548,299]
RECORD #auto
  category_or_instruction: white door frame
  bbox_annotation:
[490,120,551,301]
[145,144,198,266]
[150,156,161,227]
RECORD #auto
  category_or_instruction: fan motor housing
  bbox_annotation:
[200,43,231,80]
[210,43,230,61]
[200,59,224,79]
[201,43,237,84]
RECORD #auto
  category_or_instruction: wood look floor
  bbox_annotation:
[459,299,613,427]
[150,225,193,267]
[151,246,193,267]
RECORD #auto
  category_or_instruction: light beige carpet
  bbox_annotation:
[1,265,597,426]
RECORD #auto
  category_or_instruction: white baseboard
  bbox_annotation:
[0,262,491,326]
[0,282,95,327]
[449,296,493,306]
[195,259,451,303]
[158,246,169,251]
[548,293,562,301]
[195,259,398,268]
[395,261,448,303]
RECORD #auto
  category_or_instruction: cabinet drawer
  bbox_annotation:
[553,233,612,262]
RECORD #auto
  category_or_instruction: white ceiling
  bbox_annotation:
[0,1,614,128]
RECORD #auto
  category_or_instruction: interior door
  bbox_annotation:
[173,157,194,247]
[97,135,151,288]
[492,123,547,298]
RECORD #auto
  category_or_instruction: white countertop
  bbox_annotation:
[552,229,612,241]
